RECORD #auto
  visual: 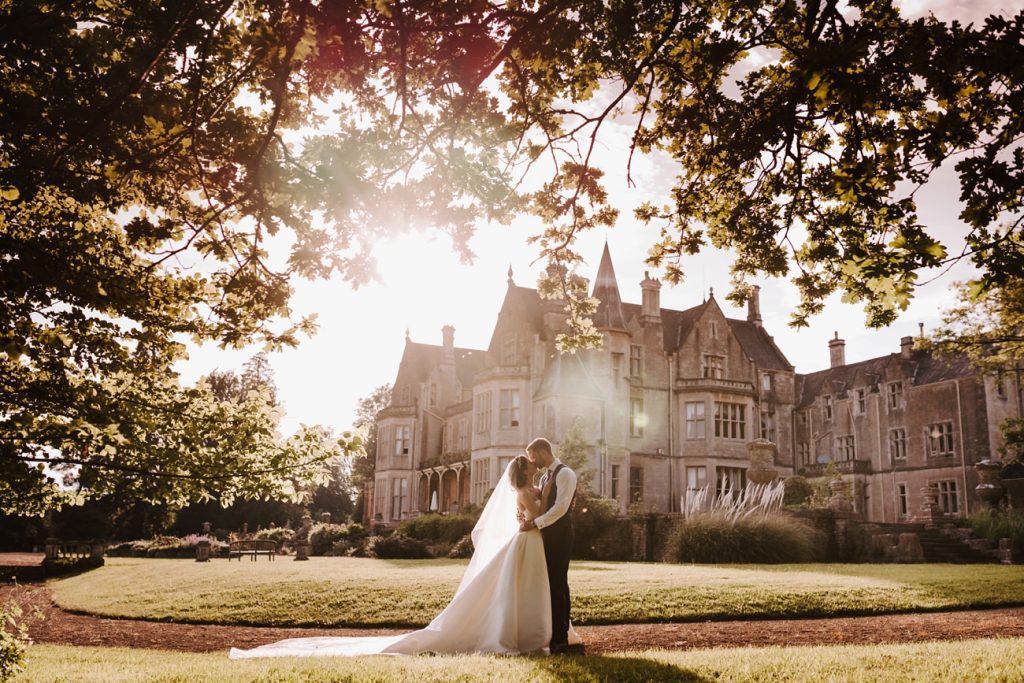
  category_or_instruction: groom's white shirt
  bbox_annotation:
[532,458,576,530]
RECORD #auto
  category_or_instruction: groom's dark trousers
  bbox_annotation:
[541,464,574,649]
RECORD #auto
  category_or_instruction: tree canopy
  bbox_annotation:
[2,0,1021,512]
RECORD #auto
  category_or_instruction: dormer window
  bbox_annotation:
[629,345,643,377]
[761,373,772,391]
[702,354,724,379]
[855,388,866,414]
[501,337,517,365]
[823,395,833,421]
[887,381,904,410]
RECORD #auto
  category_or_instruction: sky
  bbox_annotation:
[176,0,1016,438]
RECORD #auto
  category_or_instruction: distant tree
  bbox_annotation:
[351,384,391,523]
[924,276,1024,372]
[557,419,594,492]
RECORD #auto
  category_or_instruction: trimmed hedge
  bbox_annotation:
[366,534,432,559]
[669,511,827,564]
[396,514,477,546]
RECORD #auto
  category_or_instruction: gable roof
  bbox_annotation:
[795,350,976,408]
[728,319,793,371]
[395,340,487,391]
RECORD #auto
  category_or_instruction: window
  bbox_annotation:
[897,483,909,518]
[629,466,644,503]
[499,389,520,428]
[501,337,517,365]
[800,411,808,425]
[374,477,386,518]
[760,409,776,442]
[996,373,1007,399]
[710,321,718,339]
[937,480,959,514]
[889,428,907,462]
[823,395,833,421]
[399,385,410,404]
[474,392,492,433]
[761,373,772,391]
[855,388,866,415]
[497,455,513,476]
[797,442,810,465]
[611,465,620,500]
[685,466,707,505]
[716,467,746,502]
[612,353,623,387]
[429,383,437,407]
[685,402,706,439]
[702,354,725,379]
[472,459,491,503]
[391,477,408,520]
[836,435,856,461]
[394,425,411,456]
[926,421,955,457]
[629,345,643,377]
[887,381,904,410]
[457,418,468,451]
[714,402,746,439]
[630,397,645,437]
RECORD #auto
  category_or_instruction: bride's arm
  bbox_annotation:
[517,488,546,520]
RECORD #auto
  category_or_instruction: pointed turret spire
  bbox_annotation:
[507,264,514,285]
[591,242,627,330]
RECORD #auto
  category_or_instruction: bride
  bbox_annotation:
[229,456,576,658]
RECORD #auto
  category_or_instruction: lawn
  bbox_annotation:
[15,638,1024,682]
[48,557,1024,627]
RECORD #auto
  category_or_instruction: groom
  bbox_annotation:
[520,437,577,654]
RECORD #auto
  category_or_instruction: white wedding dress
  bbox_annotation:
[229,463,573,658]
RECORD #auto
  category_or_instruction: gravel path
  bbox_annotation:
[4,584,1024,655]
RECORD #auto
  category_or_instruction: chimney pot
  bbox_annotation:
[747,285,762,328]
[900,335,914,359]
[828,332,846,368]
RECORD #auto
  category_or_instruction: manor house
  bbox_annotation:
[366,245,1022,525]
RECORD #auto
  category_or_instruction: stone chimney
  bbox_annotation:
[747,285,762,328]
[829,331,846,368]
[900,335,914,359]
[442,325,455,364]
[640,271,661,322]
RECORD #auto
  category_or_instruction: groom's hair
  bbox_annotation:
[526,437,553,458]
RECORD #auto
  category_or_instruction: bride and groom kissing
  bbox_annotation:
[230,437,583,659]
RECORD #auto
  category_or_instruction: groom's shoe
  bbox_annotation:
[550,643,569,655]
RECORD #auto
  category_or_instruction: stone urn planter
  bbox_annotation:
[195,540,211,562]
[975,459,1005,509]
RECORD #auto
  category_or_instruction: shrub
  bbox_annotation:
[253,527,293,548]
[968,508,1024,554]
[571,493,628,560]
[447,534,474,558]
[309,523,350,556]
[106,535,226,559]
[783,476,814,507]
[366,534,432,559]
[397,514,477,545]
[669,511,826,564]
[0,600,29,683]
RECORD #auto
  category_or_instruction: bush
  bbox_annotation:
[968,508,1024,554]
[0,600,29,683]
[253,527,293,548]
[783,476,814,507]
[669,511,826,564]
[309,523,350,556]
[447,534,474,558]
[571,493,629,560]
[397,514,477,546]
[106,535,227,559]
[366,534,432,559]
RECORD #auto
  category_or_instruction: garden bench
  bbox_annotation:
[228,539,276,561]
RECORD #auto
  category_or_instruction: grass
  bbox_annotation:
[48,557,1024,627]
[15,639,1024,682]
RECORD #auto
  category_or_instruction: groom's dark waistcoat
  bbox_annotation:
[542,464,575,538]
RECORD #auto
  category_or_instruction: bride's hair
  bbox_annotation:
[508,454,532,490]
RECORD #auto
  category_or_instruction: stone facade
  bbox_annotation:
[367,245,1023,524]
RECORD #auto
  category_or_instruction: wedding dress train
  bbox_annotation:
[229,463,570,659]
